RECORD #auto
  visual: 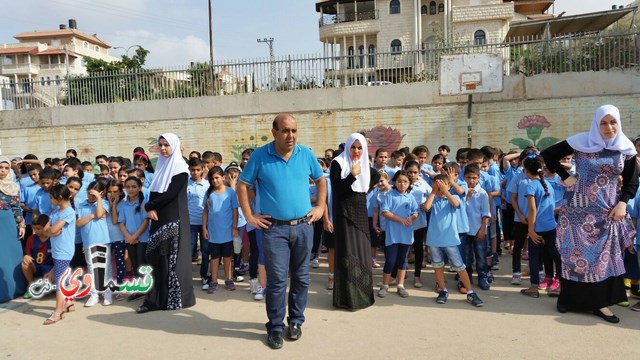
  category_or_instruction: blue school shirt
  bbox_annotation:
[117,197,150,243]
[372,189,389,231]
[545,174,565,209]
[107,215,125,242]
[325,177,333,223]
[628,190,640,246]
[366,188,377,218]
[480,170,499,199]
[204,187,239,244]
[420,164,434,183]
[504,167,523,205]
[387,166,401,183]
[452,179,470,234]
[426,195,460,247]
[466,184,491,236]
[310,184,318,207]
[144,171,154,189]
[488,162,503,207]
[509,172,532,223]
[187,178,209,225]
[380,189,418,246]
[523,180,557,232]
[20,183,40,225]
[49,205,76,260]
[33,188,53,216]
[20,174,34,188]
[76,199,111,248]
[410,179,431,230]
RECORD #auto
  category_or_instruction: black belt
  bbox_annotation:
[271,216,309,226]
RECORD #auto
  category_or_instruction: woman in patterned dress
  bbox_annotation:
[136,133,195,313]
[0,157,27,302]
[542,105,637,323]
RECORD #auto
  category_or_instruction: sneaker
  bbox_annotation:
[254,286,265,300]
[511,273,522,285]
[467,292,484,307]
[436,290,449,304]
[547,277,561,295]
[629,289,640,299]
[207,282,218,294]
[238,263,249,275]
[103,291,113,306]
[491,253,500,270]
[397,286,409,298]
[376,279,397,287]
[327,276,334,290]
[539,276,552,290]
[487,271,495,283]
[478,277,490,290]
[249,278,259,294]
[201,277,211,291]
[84,294,99,307]
[233,270,245,283]
[267,331,283,350]
[225,279,236,291]
[378,286,389,298]
[311,258,320,269]
[631,301,640,312]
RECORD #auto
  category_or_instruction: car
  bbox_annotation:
[366,81,392,86]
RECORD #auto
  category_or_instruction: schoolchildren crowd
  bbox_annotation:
[4,138,640,324]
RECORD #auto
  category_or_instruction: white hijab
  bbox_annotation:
[0,157,19,197]
[148,133,189,193]
[332,133,370,193]
[567,105,636,157]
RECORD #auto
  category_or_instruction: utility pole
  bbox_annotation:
[257,37,276,90]
[208,0,215,95]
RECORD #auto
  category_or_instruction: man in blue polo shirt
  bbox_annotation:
[238,113,326,350]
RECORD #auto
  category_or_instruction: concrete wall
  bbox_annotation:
[1,70,639,163]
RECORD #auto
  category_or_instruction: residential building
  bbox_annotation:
[0,19,119,108]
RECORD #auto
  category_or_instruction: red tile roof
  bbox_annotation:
[0,47,38,55]
[37,48,78,57]
[14,28,110,48]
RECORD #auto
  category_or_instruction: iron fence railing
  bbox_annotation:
[319,9,379,26]
[1,31,638,110]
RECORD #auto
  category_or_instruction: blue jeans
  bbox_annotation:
[429,245,466,271]
[460,234,489,280]
[190,224,203,256]
[262,222,313,333]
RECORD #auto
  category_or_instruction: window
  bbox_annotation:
[83,41,89,48]
[430,1,436,15]
[421,5,428,14]
[358,45,365,68]
[94,45,100,52]
[46,77,51,85]
[347,46,354,69]
[40,78,45,86]
[474,30,486,45]
[390,0,400,14]
[51,39,60,46]
[55,75,61,85]
[390,39,402,53]
[439,3,445,13]
[368,45,376,67]
[3,55,13,65]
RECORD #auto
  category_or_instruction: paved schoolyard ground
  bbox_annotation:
[1,253,639,359]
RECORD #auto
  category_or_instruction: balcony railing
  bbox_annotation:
[319,9,379,26]
[0,31,638,109]
[0,63,39,75]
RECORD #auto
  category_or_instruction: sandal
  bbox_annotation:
[65,302,76,313]
[520,289,540,298]
[43,312,63,325]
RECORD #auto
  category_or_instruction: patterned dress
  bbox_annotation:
[557,150,635,282]
[0,191,26,302]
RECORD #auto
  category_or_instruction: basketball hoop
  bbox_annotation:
[463,81,477,91]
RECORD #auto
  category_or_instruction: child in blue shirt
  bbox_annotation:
[371,171,392,269]
[425,174,483,307]
[462,164,491,291]
[118,176,150,301]
[32,167,58,218]
[187,158,209,264]
[20,164,43,245]
[404,160,431,288]
[43,184,76,325]
[106,179,126,300]
[521,156,561,297]
[202,166,239,293]
[76,180,112,307]
[379,170,418,298]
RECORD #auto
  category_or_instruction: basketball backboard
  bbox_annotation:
[440,54,503,96]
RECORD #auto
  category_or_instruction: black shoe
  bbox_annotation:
[593,309,620,324]
[287,323,302,340]
[557,304,568,313]
[267,331,283,349]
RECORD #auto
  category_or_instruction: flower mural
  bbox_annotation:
[76,144,95,161]
[359,126,405,156]
[509,115,559,150]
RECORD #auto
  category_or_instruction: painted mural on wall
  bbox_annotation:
[232,134,269,162]
[509,115,559,150]
[360,126,406,156]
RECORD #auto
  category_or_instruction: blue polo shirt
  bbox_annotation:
[410,179,431,230]
[49,205,76,260]
[380,189,418,246]
[144,171,154,189]
[187,178,210,225]
[466,184,491,236]
[426,196,460,247]
[545,174,565,209]
[204,187,239,244]
[452,179,470,234]
[239,142,323,220]
[117,197,150,243]
[76,199,111,248]
[505,167,523,204]
[371,188,389,230]
[33,188,53,216]
[508,172,532,223]
[523,180,557,232]
[20,183,40,225]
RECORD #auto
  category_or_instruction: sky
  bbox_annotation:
[0,0,632,68]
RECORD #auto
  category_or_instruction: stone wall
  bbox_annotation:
[1,70,639,163]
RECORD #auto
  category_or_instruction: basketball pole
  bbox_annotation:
[467,94,473,148]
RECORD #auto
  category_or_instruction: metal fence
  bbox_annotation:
[1,31,638,110]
